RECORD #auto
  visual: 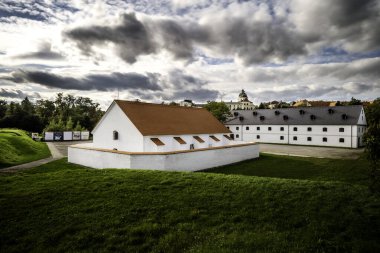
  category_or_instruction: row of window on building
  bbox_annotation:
[229,126,346,132]
[234,134,346,143]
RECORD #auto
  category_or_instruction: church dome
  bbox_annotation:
[239,89,249,102]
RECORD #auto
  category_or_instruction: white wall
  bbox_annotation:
[226,124,361,148]
[142,133,231,152]
[68,143,259,171]
[92,103,144,152]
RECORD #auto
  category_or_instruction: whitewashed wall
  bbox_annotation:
[68,143,259,171]
[92,103,144,152]
[142,133,231,152]
[227,124,363,148]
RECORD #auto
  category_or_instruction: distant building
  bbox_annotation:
[225,105,367,148]
[179,99,194,107]
[69,100,259,170]
[225,89,255,110]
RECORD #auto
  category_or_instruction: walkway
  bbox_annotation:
[259,143,364,159]
[0,142,64,173]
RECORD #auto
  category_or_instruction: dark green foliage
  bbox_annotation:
[364,98,380,193]
[204,101,231,122]
[0,157,379,252]
[0,94,104,133]
[348,97,362,105]
[0,129,50,168]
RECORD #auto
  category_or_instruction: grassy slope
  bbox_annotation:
[204,153,370,186]
[0,129,50,168]
[0,158,379,252]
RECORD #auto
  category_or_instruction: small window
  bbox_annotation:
[339,138,345,143]
[280,136,284,140]
[260,116,265,121]
[193,136,205,143]
[283,115,289,121]
[256,135,260,139]
[236,134,239,138]
[151,138,165,146]
[307,137,312,141]
[257,127,260,131]
[339,128,344,132]
[223,134,233,140]
[268,127,272,131]
[174,137,186,144]
[113,130,118,140]
[299,109,305,115]
[310,115,316,120]
[323,127,327,132]
[293,127,298,131]
[323,137,327,142]
[246,126,249,130]
[280,127,284,131]
[210,135,220,142]
[307,127,312,132]
[293,136,297,141]
[236,127,239,130]
[227,126,230,129]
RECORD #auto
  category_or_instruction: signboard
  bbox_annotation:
[54,132,63,141]
[73,131,81,140]
[63,131,73,141]
[81,131,90,140]
[44,132,54,141]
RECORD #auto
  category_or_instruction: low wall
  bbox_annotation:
[68,142,259,171]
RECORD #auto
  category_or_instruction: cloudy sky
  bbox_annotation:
[0,0,379,108]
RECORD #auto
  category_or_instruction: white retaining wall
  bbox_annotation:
[68,143,259,171]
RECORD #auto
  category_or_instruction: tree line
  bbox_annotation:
[0,93,104,133]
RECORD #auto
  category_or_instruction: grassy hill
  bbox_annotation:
[0,129,50,168]
[0,158,379,252]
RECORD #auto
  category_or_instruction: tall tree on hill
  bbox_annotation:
[204,101,231,122]
[0,100,7,119]
[348,97,362,105]
[364,98,380,193]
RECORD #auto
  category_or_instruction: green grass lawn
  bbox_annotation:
[0,157,379,252]
[0,128,51,168]
[204,153,370,186]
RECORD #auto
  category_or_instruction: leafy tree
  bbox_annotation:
[0,100,7,119]
[65,117,74,130]
[364,98,380,193]
[348,97,362,105]
[258,103,266,109]
[74,121,86,131]
[204,101,231,122]
[169,101,178,106]
[335,101,342,106]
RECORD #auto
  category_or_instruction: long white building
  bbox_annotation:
[225,105,367,148]
[69,100,259,171]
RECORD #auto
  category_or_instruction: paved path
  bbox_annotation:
[0,142,83,173]
[259,143,364,159]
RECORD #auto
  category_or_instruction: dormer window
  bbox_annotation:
[113,130,119,140]
[239,116,244,121]
[283,115,289,121]
[275,110,280,115]
[310,115,316,120]
[342,114,348,120]
[299,109,305,115]
[260,116,265,121]
[233,112,239,116]
[328,108,334,114]
[253,111,258,116]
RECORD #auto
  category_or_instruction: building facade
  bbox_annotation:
[225,105,367,148]
[225,89,255,110]
[69,100,259,170]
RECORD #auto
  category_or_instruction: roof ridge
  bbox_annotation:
[114,100,205,110]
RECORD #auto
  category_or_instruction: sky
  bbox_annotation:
[0,0,379,108]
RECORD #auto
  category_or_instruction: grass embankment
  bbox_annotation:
[205,153,370,185]
[0,129,50,168]
[0,158,379,252]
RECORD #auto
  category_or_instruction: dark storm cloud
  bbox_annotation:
[0,88,41,99]
[65,13,156,63]
[64,11,305,65]
[5,70,163,91]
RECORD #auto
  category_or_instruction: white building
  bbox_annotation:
[69,100,259,171]
[225,89,255,110]
[225,105,367,148]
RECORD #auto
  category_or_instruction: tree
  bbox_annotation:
[364,98,380,193]
[65,117,74,130]
[348,97,362,105]
[258,103,265,109]
[0,100,7,119]
[204,101,231,122]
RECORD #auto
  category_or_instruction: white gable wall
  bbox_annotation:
[92,103,144,152]
[143,133,232,152]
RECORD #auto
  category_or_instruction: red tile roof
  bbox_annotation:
[114,100,231,136]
